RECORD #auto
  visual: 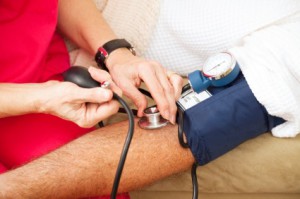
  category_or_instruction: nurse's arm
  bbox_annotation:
[0,83,47,118]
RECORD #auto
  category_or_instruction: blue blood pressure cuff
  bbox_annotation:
[178,74,284,165]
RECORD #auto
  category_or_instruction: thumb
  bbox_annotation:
[76,87,113,104]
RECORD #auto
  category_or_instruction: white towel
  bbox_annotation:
[229,13,300,137]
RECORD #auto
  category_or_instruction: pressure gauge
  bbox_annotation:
[188,52,240,93]
[203,52,234,78]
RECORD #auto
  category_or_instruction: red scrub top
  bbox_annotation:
[0,0,94,169]
[0,1,129,198]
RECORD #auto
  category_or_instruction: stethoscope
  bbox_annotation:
[138,106,169,129]
[63,51,240,199]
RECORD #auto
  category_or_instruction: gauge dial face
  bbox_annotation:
[203,52,234,78]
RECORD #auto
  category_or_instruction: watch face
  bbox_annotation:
[202,52,235,78]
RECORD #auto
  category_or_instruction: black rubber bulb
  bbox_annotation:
[63,66,100,88]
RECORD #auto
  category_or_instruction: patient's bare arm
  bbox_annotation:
[0,118,194,198]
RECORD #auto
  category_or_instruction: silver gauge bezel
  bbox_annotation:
[202,52,236,80]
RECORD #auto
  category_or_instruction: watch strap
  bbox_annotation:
[95,39,136,71]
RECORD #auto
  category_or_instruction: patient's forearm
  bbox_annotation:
[0,118,194,198]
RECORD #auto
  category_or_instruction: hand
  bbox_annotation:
[106,49,183,124]
[37,69,121,127]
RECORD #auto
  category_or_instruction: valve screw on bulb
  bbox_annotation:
[101,81,111,89]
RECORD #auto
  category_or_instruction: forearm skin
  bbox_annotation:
[0,118,194,198]
[0,83,46,118]
[57,0,117,54]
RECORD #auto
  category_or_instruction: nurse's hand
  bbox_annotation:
[105,49,183,124]
[37,69,121,128]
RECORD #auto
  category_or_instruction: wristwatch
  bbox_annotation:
[94,39,136,71]
[188,52,240,93]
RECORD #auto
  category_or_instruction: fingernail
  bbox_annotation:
[170,115,176,125]
[163,110,170,121]
[102,90,112,99]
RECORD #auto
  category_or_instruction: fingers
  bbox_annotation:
[86,60,182,125]
[154,68,178,124]
[66,84,120,128]
[43,81,120,128]
[139,62,178,124]
[88,66,111,81]
[166,71,183,100]
[88,67,122,96]
[83,100,120,127]
[76,86,113,104]
[94,100,120,121]
[61,81,112,104]
[120,79,148,117]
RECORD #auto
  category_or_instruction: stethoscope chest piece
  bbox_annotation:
[138,106,169,129]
